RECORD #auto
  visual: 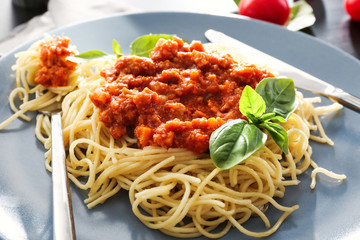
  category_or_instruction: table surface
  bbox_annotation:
[1,0,360,60]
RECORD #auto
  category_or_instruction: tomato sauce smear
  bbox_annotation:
[90,37,274,153]
[35,36,77,87]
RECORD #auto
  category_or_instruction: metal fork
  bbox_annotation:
[43,109,76,240]
[36,88,76,239]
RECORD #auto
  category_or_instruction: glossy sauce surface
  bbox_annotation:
[90,37,273,153]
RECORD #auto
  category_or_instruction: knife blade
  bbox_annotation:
[205,29,360,113]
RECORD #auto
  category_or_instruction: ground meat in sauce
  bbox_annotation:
[35,36,77,87]
[89,37,274,153]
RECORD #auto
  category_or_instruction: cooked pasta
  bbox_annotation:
[0,35,346,238]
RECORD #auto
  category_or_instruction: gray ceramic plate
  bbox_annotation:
[0,11,360,240]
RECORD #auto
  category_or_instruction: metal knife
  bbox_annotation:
[205,29,360,113]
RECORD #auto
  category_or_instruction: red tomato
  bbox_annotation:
[344,0,360,22]
[238,0,291,26]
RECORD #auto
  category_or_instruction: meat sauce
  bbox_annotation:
[35,37,77,87]
[89,37,274,153]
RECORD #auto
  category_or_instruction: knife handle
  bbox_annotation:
[331,89,360,113]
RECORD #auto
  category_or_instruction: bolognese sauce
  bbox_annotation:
[35,36,77,87]
[89,37,273,153]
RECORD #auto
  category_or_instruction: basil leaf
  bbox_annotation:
[258,112,276,122]
[130,34,174,57]
[239,85,266,118]
[287,0,316,31]
[66,50,111,63]
[209,119,267,170]
[112,39,123,58]
[255,78,297,120]
[246,113,260,124]
[260,122,289,154]
[259,113,286,123]
[233,0,240,6]
[269,115,287,123]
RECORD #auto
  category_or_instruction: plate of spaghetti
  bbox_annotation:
[0,11,360,240]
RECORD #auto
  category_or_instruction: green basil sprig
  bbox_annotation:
[67,39,123,63]
[112,39,124,58]
[209,77,297,170]
[130,34,174,57]
[67,34,175,63]
[66,50,111,63]
[209,119,267,170]
[255,77,298,120]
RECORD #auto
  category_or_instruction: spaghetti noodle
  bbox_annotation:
[0,35,346,238]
